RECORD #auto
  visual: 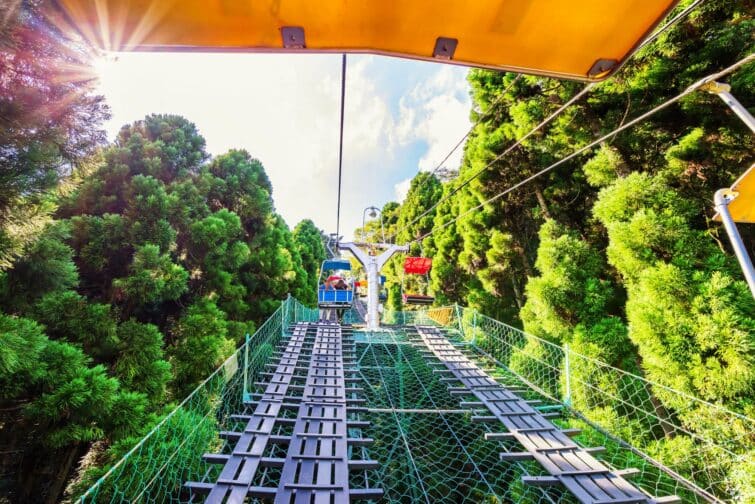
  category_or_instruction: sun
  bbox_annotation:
[92,52,120,86]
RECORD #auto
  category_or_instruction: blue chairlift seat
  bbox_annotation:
[318,286,353,306]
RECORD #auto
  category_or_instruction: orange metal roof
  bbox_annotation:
[51,0,680,81]
[716,164,755,224]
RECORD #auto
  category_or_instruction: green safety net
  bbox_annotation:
[74,298,753,503]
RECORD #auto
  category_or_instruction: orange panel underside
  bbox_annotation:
[725,165,755,224]
[52,0,679,81]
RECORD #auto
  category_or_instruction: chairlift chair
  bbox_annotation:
[318,258,354,309]
[401,256,435,305]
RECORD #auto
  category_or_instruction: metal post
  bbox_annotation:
[243,333,251,402]
[702,81,755,133]
[715,189,755,297]
[366,257,380,330]
[701,83,755,298]
[564,343,572,406]
[454,303,463,336]
[281,298,286,336]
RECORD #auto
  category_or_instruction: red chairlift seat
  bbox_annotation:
[404,257,432,275]
[402,257,434,305]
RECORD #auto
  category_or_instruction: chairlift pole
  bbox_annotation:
[339,241,408,329]
[702,82,755,133]
[703,82,755,298]
[714,189,755,297]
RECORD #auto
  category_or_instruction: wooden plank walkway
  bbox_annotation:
[412,325,680,504]
[186,322,382,503]
[274,322,379,503]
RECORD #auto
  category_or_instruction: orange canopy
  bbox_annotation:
[51,0,680,81]
[715,164,755,224]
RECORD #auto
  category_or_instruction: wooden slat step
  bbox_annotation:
[349,488,385,501]
[651,496,682,504]
[460,401,484,408]
[534,445,581,452]
[500,452,534,461]
[347,420,371,428]
[202,453,230,464]
[449,388,471,396]
[247,486,278,498]
[592,499,649,504]
[471,415,498,423]
[615,468,641,479]
[348,459,380,470]
[522,475,560,487]
[184,481,214,494]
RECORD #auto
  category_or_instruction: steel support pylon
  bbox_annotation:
[339,241,408,329]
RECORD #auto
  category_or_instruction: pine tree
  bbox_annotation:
[0,0,108,269]
[293,219,327,305]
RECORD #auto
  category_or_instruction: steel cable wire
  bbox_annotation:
[406,53,755,246]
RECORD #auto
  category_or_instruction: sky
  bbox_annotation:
[94,52,471,239]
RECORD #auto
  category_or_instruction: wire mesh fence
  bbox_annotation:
[392,304,755,503]
[75,298,304,503]
[74,298,752,503]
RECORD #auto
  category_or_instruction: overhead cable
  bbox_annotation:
[389,0,707,243]
[335,54,347,243]
[408,53,755,245]
[388,83,594,242]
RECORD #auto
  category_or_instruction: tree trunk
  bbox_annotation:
[534,187,552,220]
[515,245,534,278]
[648,392,677,438]
[510,276,523,310]
[636,357,677,438]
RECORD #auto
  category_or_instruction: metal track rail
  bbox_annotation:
[411,325,680,504]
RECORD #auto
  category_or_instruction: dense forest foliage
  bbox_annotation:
[0,3,326,501]
[1,0,754,502]
[355,0,755,497]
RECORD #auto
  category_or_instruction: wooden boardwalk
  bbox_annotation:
[186,322,382,503]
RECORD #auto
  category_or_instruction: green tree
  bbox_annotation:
[33,290,119,362]
[114,320,172,405]
[293,219,327,305]
[0,221,79,312]
[204,150,273,231]
[594,171,755,413]
[113,244,188,308]
[169,298,235,398]
[0,314,147,448]
[188,209,250,318]
[0,1,108,269]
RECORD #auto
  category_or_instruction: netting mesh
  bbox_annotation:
[74,298,752,503]
[393,305,754,503]
[76,301,290,503]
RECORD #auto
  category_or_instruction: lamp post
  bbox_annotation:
[362,206,386,243]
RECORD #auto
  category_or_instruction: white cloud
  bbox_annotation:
[397,65,471,173]
[394,178,412,203]
[94,52,470,240]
